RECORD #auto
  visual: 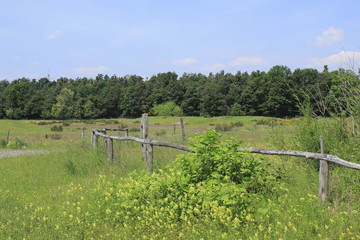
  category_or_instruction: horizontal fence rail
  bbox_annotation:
[92,130,360,170]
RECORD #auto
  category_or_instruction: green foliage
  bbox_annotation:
[215,123,234,132]
[51,88,75,119]
[6,138,27,149]
[152,101,183,116]
[0,139,6,148]
[155,129,167,136]
[50,125,63,132]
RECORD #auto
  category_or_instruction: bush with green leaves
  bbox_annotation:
[6,138,27,149]
[151,101,183,116]
[83,130,279,236]
[50,125,63,132]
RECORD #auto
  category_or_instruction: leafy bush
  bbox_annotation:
[6,138,27,149]
[87,130,279,234]
[0,139,7,148]
[233,121,244,127]
[152,101,183,116]
[50,125,63,132]
[215,123,234,131]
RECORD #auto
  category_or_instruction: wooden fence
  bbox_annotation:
[91,113,360,204]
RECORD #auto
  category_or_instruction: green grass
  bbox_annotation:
[0,116,359,239]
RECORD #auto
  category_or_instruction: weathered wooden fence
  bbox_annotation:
[91,113,360,204]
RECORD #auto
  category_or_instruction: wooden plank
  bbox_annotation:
[237,147,360,170]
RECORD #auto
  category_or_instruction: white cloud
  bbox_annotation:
[229,57,267,67]
[45,30,63,40]
[316,27,344,46]
[200,63,226,72]
[307,51,360,69]
[28,61,40,66]
[172,58,198,66]
[199,56,267,73]
[73,65,109,75]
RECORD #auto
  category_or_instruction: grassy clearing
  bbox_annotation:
[0,117,359,239]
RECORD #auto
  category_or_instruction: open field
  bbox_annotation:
[0,116,359,239]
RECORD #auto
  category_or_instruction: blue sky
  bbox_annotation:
[1,0,360,80]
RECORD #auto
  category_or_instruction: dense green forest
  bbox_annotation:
[0,65,358,119]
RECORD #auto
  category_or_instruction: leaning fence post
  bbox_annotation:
[318,135,328,204]
[107,137,114,163]
[141,113,153,172]
[180,118,185,142]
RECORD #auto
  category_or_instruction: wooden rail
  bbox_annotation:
[91,114,360,205]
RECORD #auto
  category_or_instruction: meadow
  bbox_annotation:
[0,116,359,239]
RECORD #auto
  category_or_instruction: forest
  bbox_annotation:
[0,65,358,119]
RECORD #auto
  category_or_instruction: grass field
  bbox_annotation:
[0,116,359,239]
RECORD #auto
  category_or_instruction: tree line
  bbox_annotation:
[0,65,358,119]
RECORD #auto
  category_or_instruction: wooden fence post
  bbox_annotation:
[141,113,153,172]
[180,118,185,142]
[318,135,328,204]
[92,130,99,148]
[173,125,176,135]
[125,128,129,137]
[107,137,114,163]
[81,126,85,139]
[6,130,10,145]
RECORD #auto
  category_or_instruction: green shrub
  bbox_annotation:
[87,130,279,233]
[152,101,183,116]
[233,121,244,127]
[0,139,6,148]
[6,138,27,149]
[50,125,63,132]
[215,123,234,131]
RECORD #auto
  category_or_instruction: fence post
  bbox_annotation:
[103,130,108,149]
[180,118,185,142]
[81,126,85,139]
[125,128,129,137]
[318,135,328,204]
[173,125,176,135]
[107,137,114,163]
[92,130,99,148]
[141,113,153,172]
[6,130,10,145]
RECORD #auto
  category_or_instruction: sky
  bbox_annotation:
[1,0,360,81]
